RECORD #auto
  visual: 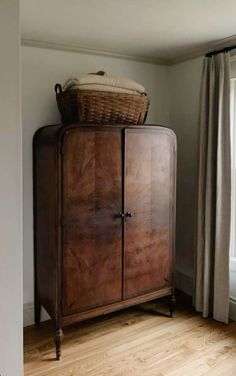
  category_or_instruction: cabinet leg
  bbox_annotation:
[34,298,41,325]
[168,294,176,317]
[54,328,63,361]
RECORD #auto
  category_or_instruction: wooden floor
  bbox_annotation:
[24,297,236,376]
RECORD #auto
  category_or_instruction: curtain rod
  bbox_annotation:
[205,44,236,57]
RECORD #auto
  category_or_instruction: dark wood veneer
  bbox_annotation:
[62,128,122,315]
[33,123,176,360]
[124,129,175,299]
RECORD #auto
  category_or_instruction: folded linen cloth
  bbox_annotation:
[63,73,146,95]
[66,84,144,95]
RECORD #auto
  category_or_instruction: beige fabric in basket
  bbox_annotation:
[63,74,145,94]
[67,84,143,95]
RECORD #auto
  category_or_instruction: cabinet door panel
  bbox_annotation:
[62,128,122,315]
[124,128,176,299]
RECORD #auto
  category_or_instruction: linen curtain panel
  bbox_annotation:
[195,52,231,323]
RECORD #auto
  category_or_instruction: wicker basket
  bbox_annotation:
[55,84,150,125]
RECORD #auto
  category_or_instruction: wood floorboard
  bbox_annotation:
[24,299,236,376]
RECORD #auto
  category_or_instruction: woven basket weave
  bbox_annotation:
[55,84,150,125]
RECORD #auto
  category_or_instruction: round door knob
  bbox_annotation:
[126,212,133,218]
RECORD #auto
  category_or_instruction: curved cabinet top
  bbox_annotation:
[33,123,177,152]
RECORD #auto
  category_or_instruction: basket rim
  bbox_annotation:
[76,90,150,99]
[55,84,150,100]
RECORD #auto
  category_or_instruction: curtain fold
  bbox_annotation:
[195,52,231,323]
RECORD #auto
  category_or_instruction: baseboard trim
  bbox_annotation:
[229,297,236,321]
[23,302,50,327]
[25,279,236,325]
[175,269,193,297]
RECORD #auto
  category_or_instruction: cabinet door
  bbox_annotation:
[62,127,122,316]
[124,128,176,299]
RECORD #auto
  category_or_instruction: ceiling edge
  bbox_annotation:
[21,34,236,67]
[169,34,236,65]
[21,38,170,66]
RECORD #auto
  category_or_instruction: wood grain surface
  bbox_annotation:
[62,128,122,316]
[124,129,175,298]
[24,297,236,376]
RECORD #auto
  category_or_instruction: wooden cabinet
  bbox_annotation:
[33,124,176,360]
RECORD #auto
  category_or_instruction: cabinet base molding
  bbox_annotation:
[40,287,175,361]
[61,287,173,327]
[24,288,174,328]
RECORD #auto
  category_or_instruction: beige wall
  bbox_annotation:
[0,0,23,374]
[22,45,171,323]
[169,57,203,292]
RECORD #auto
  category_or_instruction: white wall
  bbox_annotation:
[22,45,171,324]
[169,57,203,294]
[0,0,23,374]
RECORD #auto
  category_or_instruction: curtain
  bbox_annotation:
[195,52,231,323]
